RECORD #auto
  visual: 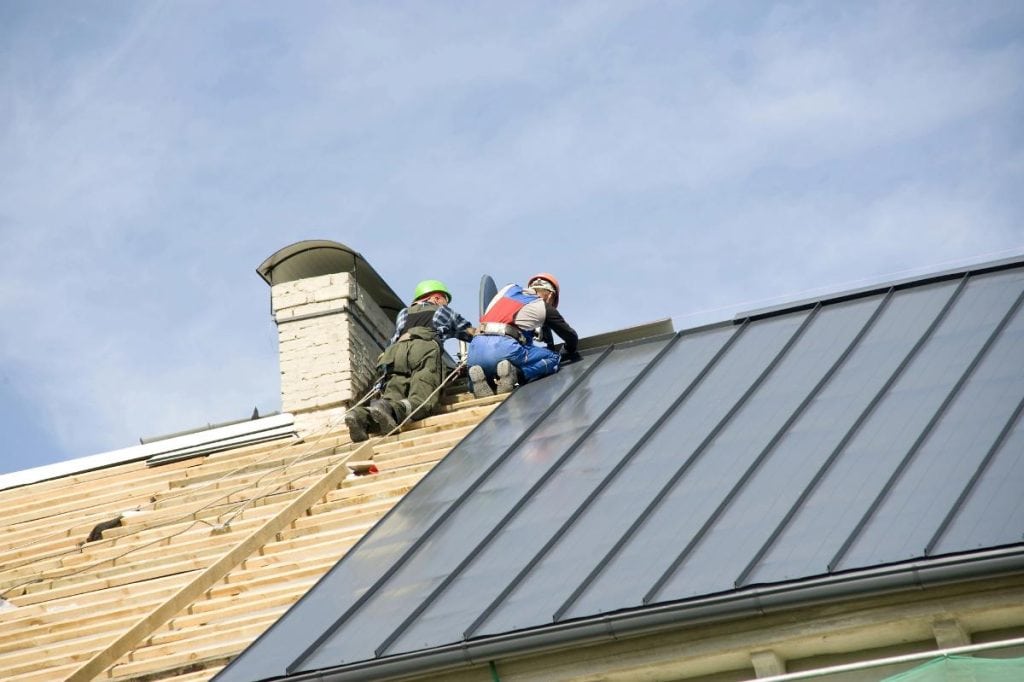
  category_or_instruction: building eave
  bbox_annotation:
[282,545,1024,682]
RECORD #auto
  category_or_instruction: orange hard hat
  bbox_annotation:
[528,272,560,307]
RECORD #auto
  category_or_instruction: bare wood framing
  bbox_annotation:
[66,439,374,682]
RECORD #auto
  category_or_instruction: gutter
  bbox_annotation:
[279,545,1024,682]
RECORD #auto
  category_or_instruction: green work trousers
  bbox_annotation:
[378,336,443,421]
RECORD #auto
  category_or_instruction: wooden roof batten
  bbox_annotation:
[0,378,504,682]
[64,440,374,682]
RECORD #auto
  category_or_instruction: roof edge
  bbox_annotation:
[577,318,676,352]
[0,413,295,492]
[283,546,1024,682]
[737,253,1024,322]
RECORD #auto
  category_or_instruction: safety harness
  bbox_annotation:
[479,284,535,344]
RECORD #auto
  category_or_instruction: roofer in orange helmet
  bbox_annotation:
[466,273,580,399]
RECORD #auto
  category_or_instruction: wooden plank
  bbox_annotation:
[0,606,153,647]
[0,573,183,626]
[168,599,293,632]
[1,390,490,682]
[12,567,199,606]
[153,666,227,682]
[65,440,374,682]
[7,661,82,682]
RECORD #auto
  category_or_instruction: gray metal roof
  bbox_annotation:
[218,257,1024,682]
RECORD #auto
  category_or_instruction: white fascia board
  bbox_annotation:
[0,413,295,492]
[146,426,298,466]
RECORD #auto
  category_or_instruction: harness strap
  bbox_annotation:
[479,322,527,344]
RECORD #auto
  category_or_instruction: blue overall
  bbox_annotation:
[468,284,560,384]
[467,334,560,383]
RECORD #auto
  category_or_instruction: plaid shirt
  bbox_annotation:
[389,304,474,346]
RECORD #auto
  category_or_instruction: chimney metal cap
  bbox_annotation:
[257,240,404,318]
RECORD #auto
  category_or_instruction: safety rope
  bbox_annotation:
[0,381,386,598]
[214,361,465,530]
[0,384,377,584]
[0,382,384,565]
[0,364,465,600]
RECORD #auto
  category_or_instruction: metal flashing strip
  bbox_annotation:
[145,430,298,467]
[140,412,281,444]
[279,547,1024,682]
[576,318,675,351]
[285,347,615,675]
[737,253,1024,323]
[0,413,296,492]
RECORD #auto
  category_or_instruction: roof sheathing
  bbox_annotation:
[219,256,1024,682]
[0,385,503,682]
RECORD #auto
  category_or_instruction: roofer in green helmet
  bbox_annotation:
[345,279,476,442]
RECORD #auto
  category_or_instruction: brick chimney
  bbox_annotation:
[257,241,404,435]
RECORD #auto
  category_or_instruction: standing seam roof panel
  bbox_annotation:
[470,324,741,638]
[932,400,1024,552]
[838,271,1024,568]
[560,311,811,620]
[218,257,1024,682]
[299,348,645,668]
[378,340,675,656]
[744,277,966,584]
[655,292,892,599]
[217,354,603,682]
[827,272,1011,571]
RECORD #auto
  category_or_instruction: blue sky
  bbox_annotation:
[1,0,1022,475]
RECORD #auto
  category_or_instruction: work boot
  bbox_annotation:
[495,360,517,394]
[469,365,494,399]
[345,409,370,443]
[367,399,398,434]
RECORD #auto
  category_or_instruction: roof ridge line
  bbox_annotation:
[736,253,1024,323]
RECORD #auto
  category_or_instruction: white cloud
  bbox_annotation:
[0,0,1021,470]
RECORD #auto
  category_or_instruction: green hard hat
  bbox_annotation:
[413,279,452,303]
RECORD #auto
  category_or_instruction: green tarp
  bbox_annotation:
[882,655,1024,681]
